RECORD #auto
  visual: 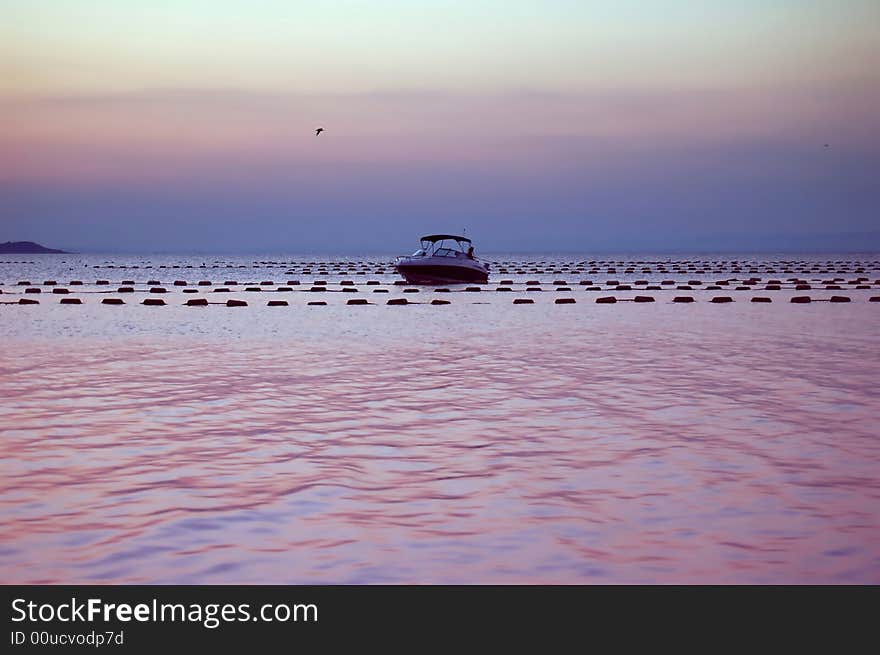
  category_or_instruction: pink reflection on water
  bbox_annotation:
[1,316,879,583]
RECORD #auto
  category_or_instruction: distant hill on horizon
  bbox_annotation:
[0,241,69,254]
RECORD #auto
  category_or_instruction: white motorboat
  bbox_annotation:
[395,234,489,285]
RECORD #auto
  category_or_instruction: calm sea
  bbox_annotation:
[1,253,878,582]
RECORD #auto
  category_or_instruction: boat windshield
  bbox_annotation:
[411,249,426,257]
[432,248,461,257]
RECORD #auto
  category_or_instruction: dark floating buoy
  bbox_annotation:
[403,288,419,293]
[431,299,451,305]
[43,280,57,286]
[18,298,39,305]
[182,288,198,294]
[513,298,534,304]
[226,299,248,307]
[465,286,481,292]
[96,280,110,285]
[673,296,695,303]
[633,296,655,303]
[186,298,209,306]
[309,286,326,292]
[496,287,512,292]
[213,288,230,293]
[25,288,41,293]
[710,296,733,303]
[267,300,288,306]
[102,298,125,305]
[751,297,772,303]
[198,281,212,286]
[387,298,408,305]
[869,296,880,302]
[434,288,450,293]
[790,296,811,303]
[173,280,187,286]
[117,287,134,293]
[149,287,167,293]
[70,281,83,285]
[596,296,617,304]
[372,288,389,293]
[795,284,811,290]
[829,296,850,303]
[555,297,576,304]
[347,298,369,305]
[307,301,327,306]
[143,298,165,306]
[51,288,68,294]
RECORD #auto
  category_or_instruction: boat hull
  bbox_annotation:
[395,260,489,285]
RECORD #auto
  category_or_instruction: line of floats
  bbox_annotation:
[3,253,878,307]
[4,296,879,306]
[2,280,878,307]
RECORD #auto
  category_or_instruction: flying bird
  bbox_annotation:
[315,127,324,136]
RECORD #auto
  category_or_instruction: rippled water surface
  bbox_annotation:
[1,253,879,583]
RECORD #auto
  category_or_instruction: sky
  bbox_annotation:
[1,1,878,253]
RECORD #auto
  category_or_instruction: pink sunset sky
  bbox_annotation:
[2,1,878,252]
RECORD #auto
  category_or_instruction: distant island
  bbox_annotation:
[0,241,69,254]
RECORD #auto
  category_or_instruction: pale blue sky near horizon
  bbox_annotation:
[1,1,878,253]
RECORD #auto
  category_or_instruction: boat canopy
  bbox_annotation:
[420,234,471,244]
